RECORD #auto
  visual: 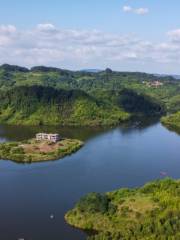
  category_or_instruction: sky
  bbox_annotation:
[1,0,180,74]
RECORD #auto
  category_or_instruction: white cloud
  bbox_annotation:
[36,23,57,32]
[134,8,149,15]
[0,24,17,46]
[0,24,180,73]
[167,29,180,41]
[123,6,132,13]
[123,6,149,15]
[0,25,16,33]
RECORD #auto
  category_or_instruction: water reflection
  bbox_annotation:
[0,117,160,143]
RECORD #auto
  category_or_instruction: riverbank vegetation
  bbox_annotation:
[65,178,180,240]
[161,111,180,133]
[0,138,83,163]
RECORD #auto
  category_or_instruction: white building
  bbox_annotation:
[36,133,60,143]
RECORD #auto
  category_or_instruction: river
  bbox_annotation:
[0,120,179,240]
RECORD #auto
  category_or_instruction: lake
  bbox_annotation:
[0,120,179,240]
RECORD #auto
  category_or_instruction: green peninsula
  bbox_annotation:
[65,178,180,240]
[0,137,83,163]
[161,111,180,133]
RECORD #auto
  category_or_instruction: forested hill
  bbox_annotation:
[0,64,179,126]
[0,86,130,126]
[0,64,178,92]
[65,178,180,240]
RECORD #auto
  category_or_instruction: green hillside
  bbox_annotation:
[65,178,180,240]
[0,64,179,126]
[0,86,130,126]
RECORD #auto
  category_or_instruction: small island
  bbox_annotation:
[0,133,83,163]
[65,178,180,240]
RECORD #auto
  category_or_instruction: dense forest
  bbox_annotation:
[65,178,180,240]
[0,86,129,126]
[0,64,179,127]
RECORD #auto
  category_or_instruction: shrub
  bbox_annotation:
[76,193,109,214]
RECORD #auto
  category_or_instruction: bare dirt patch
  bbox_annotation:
[22,140,61,154]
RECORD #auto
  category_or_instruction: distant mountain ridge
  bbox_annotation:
[154,73,180,80]
[81,69,103,73]
[1,64,180,79]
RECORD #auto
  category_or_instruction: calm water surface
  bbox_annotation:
[0,121,179,240]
